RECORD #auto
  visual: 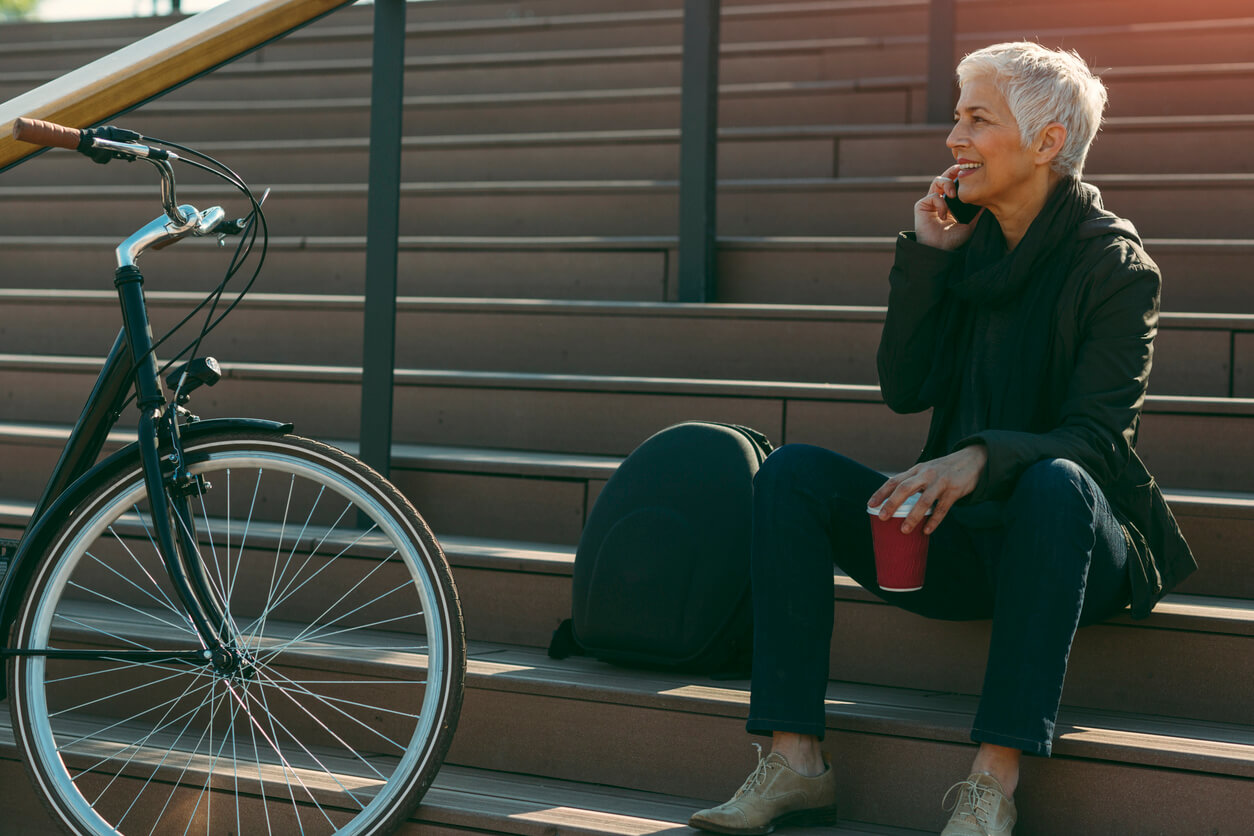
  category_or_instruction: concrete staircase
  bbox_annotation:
[1,0,1252,832]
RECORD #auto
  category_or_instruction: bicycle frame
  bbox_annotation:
[0,184,281,680]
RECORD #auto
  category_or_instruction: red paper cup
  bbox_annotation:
[866,494,932,592]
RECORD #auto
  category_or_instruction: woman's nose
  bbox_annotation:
[946,123,964,149]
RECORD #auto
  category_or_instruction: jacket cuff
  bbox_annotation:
[952,434,995,503]
[891,232,962,298]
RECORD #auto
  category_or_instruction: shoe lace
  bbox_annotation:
[732,743,776,800]
[942,776,1001,827]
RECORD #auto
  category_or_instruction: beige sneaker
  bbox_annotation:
[941,772,1017,836]
[688,744,839,835]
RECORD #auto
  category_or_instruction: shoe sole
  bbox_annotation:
[689,803,840,835]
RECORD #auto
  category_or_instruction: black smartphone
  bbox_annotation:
[944,183,982,224]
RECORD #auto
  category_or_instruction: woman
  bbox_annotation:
[689,42,1195,836]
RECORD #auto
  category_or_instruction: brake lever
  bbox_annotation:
[216,188,269,245]
[78,125,145,164]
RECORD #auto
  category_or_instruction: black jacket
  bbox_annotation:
[877,203,1196,618]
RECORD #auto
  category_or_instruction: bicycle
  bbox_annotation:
[1,117,466,835]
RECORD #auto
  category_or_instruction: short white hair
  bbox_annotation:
[956,42,1107,178]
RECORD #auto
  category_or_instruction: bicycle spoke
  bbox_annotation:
[79,685,216,832]
[48,612,158,653]
[67,577,194,637]
[255,682,425,719]
[184,678,231,836]
[53,664,212,726]
[244,693,276,836]
[245,677,375,806]
[265,605,428,661]
[106,521,187,621]
[45,657,206,686]
[70,670,214,782]
[224,466,266,617]
[128,505,188,618]
[257,555,408,657]
[245,502,361,647]
[251,664,416,757]
[250,473,301,649]
[251,672,391,781]
[231,679,339,830]
[143,692,220,836]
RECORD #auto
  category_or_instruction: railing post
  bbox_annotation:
[359,0,407,477]
[676,0,720,302]
[926,0,957,123]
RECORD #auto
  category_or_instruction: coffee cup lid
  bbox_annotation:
[867,493,933,518]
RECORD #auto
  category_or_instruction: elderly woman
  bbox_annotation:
[689,42,1195,836]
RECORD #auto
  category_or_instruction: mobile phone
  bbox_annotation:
[944,183,982,224]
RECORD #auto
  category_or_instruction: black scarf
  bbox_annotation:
[921,176,1098,457]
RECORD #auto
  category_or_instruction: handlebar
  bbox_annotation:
[12,117,81,150]
[13,117,255,264]
[14,117,192,224]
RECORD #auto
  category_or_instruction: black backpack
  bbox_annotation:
[548,421,773,676]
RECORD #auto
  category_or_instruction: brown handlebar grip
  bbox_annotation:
[12,117,82,150]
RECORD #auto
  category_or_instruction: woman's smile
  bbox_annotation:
[955,160,984,178]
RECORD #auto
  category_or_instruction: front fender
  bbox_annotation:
[0,417,292,695]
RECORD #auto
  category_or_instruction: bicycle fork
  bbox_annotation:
[116,264,240,673]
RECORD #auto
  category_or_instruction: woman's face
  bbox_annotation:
[945,75,1040,211]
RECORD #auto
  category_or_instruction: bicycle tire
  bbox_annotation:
[8,431,465,836]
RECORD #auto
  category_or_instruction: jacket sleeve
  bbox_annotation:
[957,249,1160,502]
[877,232,963,413]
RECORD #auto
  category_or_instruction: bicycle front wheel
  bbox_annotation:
[8,431,465,835]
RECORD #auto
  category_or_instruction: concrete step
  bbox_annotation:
[7,116,1254,188]
[0,234,676,300]
[44,403,1214,590]
[1,477,1248,726]
[8,15,1254,102]
[8,0,1254,75]
[0,749,926,836]
[712,236,1254,314]
[1,351,1253,540]
[0,543,1248,832]
[4,0,1252,53]
[51,62,1242,142]
[0,422,1247,597]
[3,360,1253,494]
[42,484,1237,726]
[443,535,1254,727]
[0,292,1245,398]
[2,634,1251,832]
[1,172,1249,239]
[2,233,1247,312]
[114,80,920,137]
[448,644,1254,834]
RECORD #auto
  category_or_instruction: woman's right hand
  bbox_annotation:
[914,163,983,250]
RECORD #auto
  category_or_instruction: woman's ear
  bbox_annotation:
[1035,122,1067,165]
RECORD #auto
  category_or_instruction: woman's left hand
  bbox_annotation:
[868,444,989,535]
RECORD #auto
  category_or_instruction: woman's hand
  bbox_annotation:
[915,164,984,250]
[868,444,989,535]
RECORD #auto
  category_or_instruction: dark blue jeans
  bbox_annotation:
[746,444,1131,756]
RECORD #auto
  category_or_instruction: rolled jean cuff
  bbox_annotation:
[970,726,1051,757]
[746,716,827,741]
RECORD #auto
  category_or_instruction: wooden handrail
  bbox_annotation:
[0,0,356,171]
